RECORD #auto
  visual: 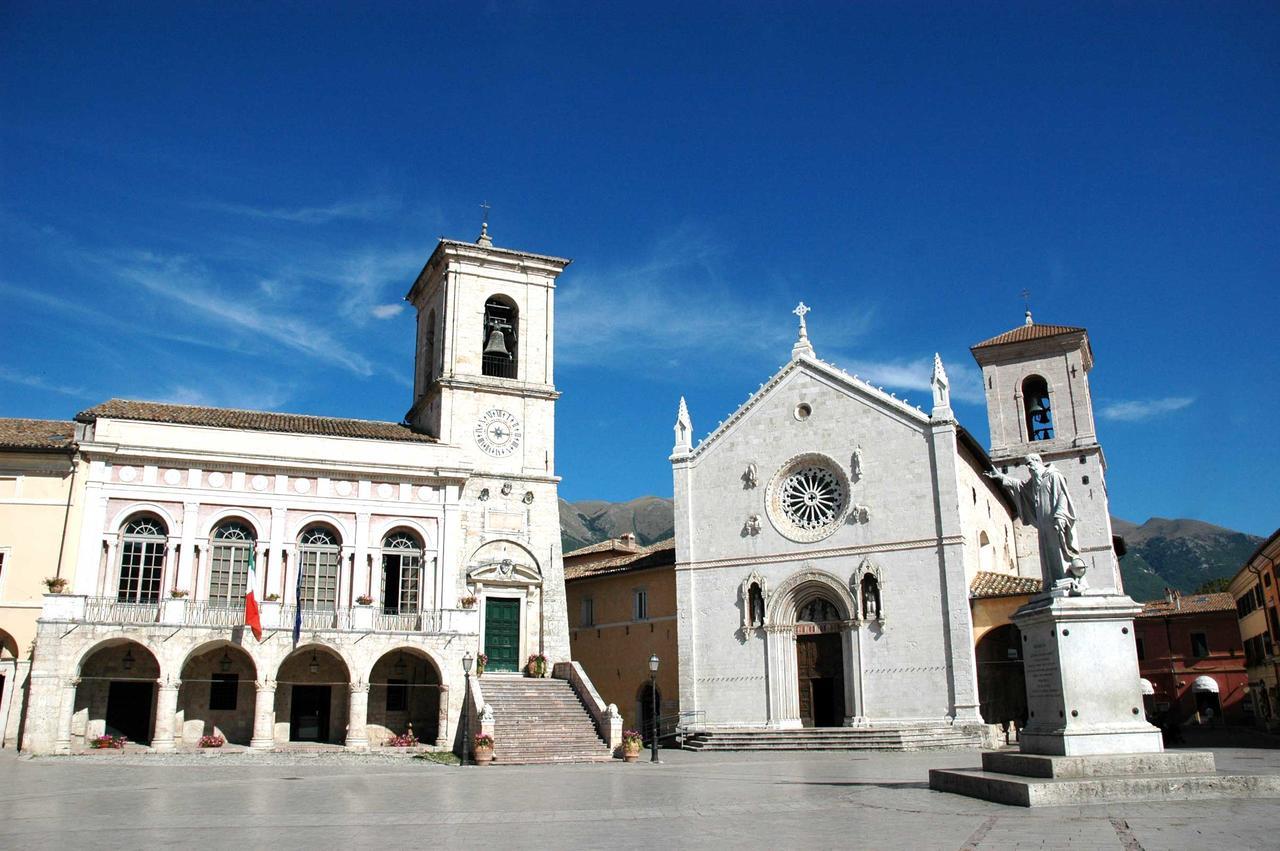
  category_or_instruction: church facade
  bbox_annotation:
[18,230,577,754]
[671,308,1118,735]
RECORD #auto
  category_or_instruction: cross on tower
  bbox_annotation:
[793,302,811,336]
[1021,288,1033,325]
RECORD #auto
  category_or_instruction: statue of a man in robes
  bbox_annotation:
[986,453,1089,593]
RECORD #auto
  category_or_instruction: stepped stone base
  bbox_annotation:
[929,749,1280,807]
[683,724,983,752]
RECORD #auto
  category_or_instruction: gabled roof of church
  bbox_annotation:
[76,399,438,444]
[971,320,1086,350]
[969,571,1043,598]
[687,354,931,460]
[0,418,75,451]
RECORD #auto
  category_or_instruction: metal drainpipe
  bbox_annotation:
[53,447,80,580]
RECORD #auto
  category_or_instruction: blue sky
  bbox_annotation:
[2,2,1277,535]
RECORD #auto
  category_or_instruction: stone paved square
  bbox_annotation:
[2,746,1277,850]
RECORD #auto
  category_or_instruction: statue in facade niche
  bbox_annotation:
[986,453,1088,593]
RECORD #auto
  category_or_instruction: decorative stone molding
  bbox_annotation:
[478,488,490,502]
[522,490,534,504]
[853,557,885,623]
[467,539,542,586]
[743,514,762,536]
[851,447,863,482]
[766,566,858,627]
[743,462,758,489]
[500,482,513,496]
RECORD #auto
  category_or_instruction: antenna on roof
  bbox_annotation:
[477,201,493,247]
[1021,288,1033,325]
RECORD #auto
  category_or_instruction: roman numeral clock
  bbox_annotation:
[473,408,522,458]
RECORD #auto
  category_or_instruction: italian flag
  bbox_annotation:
[244,548,262,641]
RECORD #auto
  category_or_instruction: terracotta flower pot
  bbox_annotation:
[474,747,494,766]
[623,744,641,763]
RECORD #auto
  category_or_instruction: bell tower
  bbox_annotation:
[404,224,570,476]
[971,312,1123,592]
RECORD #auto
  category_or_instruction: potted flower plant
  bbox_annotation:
[169,588,189,599]
[472,733,494,765]
[385,730,418,748]
[43,577,68,594]
[264,593,280,602]
[198,734,225,748]
[355,594,373,606]
[621,729,644,762]
[526,653,548,678]
[89,734,126,750]
[476,653,487,677]
[459,595,477,609]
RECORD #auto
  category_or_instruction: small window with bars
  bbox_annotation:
[633,589,649,622]
[581,597,594,627]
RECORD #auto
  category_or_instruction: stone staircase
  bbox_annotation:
[681,724,983,752]
[480,676,614,764]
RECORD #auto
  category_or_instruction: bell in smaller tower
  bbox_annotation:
[484,324,512,358]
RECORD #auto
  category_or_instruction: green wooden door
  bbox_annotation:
[484,598,521,672]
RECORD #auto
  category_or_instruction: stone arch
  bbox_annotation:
[766,567,857,627]
[202,509,268,541]
[288,512,353,544]
[108,502,180,535]
[177,640,258,746]
[975,624,1025,730]
[466,537,540,573]
[74,638,162,747]
[274,644,352,744]
[370,518,438,551]
[366,646,444,746]
[0,628,19,659]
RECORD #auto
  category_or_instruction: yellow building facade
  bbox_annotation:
[564,537,679,736]
[0,419,81,747]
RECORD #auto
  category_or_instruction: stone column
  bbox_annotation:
[249,680,276,750]
[152,679,181,751]
[345,682,369,750]
[54,677,80,753]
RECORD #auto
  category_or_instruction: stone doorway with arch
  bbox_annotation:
[764,568,860,729]
[976,624,1026,733]
[74,639,161,746]
[367,648,445,746]
[177,641,258,746]
[276,645,350,744]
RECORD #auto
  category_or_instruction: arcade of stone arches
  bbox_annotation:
[64,638,450,751]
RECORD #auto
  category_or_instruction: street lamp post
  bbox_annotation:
[648,653,661,764]
[460,651,474,767]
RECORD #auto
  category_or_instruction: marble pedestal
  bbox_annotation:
[927,592,1272,806]
[1014,592,1161,756]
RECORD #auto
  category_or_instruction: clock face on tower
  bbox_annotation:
[474,408,523,458]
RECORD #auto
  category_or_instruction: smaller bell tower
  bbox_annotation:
[971,312,1123,592]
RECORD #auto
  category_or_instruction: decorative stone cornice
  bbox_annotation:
[674,535,964,572]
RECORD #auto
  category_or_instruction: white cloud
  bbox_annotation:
[201,194,400,224]
[1099,396,1195,422]
[826,355,985,407]
[96,251,376,376]
[0,366,86,398]
[370,304,405,319]
[155,377,294,411]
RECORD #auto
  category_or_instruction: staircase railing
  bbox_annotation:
[553,660,622,752]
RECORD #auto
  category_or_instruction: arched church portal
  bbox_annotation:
[764,569,858,729]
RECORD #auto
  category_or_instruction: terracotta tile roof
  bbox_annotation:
[564,540,676,581]
[972,321,1085,350]
[0,418,75,451]
[970,571,1044,598]
[1139,592,1236,617]
[564,538,644,559]
[76,399,437,444]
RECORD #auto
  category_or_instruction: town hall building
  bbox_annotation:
[14,227,601,756]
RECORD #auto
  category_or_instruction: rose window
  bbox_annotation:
[766,454,850,542]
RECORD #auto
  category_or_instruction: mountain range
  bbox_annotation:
[559,497,1263,602]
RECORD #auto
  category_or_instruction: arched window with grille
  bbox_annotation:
[381,531,423,614]
[1022,375,1054,441]
[118,515,167,603]
[209,521,255,606]
[481,295,518,378]
[297,526,340,611]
